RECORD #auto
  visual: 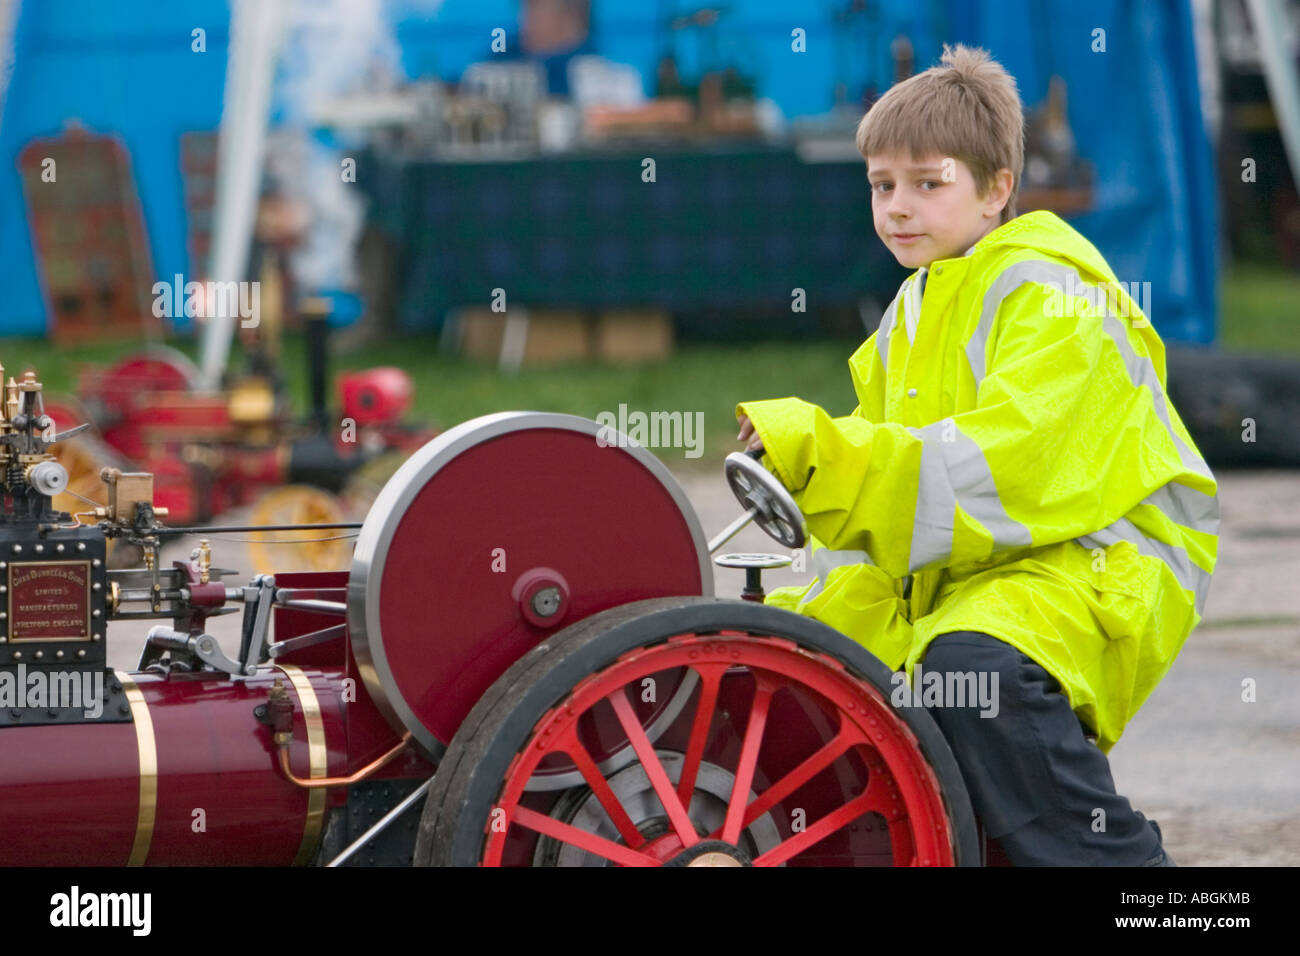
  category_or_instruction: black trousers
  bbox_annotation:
[920,630,1169,866]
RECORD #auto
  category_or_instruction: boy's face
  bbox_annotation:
[867,151,1012,269]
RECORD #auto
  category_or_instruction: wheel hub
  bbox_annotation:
[665,840,751,867]
[533,751,781,867]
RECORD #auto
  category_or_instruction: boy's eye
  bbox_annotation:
[920,180,941,190]
[871,182,892,193]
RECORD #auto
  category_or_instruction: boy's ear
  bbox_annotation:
[983,168,1015,218]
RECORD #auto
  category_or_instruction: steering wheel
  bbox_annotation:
[723,449,806,550]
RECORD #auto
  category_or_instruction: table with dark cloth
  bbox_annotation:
[356,142,906,336]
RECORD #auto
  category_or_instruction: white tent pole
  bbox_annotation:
[1245,0,1300,193]
[0,0,22,127]
[198,0,285,390]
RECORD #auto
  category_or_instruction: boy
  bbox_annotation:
[735,45,1218,866]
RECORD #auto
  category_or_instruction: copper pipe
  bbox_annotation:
[276,732,413,789]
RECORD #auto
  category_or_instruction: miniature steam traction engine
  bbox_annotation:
[0,365,981,867]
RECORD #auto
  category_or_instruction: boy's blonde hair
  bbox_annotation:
[856,44,1024,223]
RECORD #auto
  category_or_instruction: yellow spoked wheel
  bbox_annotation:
[50,433,122,519]
[42,397,108,513]
[247,485,351,575]
[339,450,410,520]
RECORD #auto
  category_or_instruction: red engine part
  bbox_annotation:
[138,392,234,443]
[0,665,346,866]
[223,446,288,510]
[92,348,199,412]
[338,367,413,426]
[39,396,91,431]
[274,571,435,777]
[143,454,206,525]
[89,349,202,460]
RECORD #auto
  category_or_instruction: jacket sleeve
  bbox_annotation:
[736,282,1215,579]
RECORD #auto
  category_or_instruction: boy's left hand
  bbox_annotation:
[736,414,764,453]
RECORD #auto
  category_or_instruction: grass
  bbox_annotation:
[2,262,1292,469]
[1218,264,1300,357]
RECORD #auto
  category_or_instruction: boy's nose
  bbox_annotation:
[886,194,912,219]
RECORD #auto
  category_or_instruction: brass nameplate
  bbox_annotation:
[8,560,92,642]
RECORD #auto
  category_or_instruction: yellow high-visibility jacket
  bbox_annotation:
[737,210,1218,753]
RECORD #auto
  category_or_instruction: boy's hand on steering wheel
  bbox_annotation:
[736,414,764,453]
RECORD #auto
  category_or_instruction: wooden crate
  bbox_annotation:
[594,309,673,363]
[456,308,593,367]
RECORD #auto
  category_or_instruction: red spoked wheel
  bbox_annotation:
[415,597,979,867]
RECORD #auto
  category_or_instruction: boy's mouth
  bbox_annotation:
[891,233,925,244]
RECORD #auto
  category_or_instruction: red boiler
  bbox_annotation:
[0,665,348,866]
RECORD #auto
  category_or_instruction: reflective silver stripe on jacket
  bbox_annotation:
[1141,481,1220,538]
[1097,310,1215,483]
[905,420,1033,572]
[876,285,907,368]
[802,547,873,601]
[1076,517,1213,616]
[966,259,1082,387]
[802,497,1214,616]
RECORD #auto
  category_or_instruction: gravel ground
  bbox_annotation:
[107,464,1299,867]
